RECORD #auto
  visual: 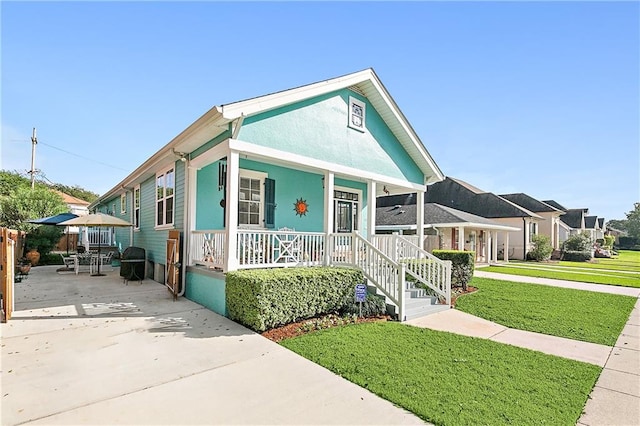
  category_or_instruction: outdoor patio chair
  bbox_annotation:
[60,253,75,269]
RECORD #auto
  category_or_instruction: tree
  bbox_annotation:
[625,202,640,238]
[606,219,628,232]
[0,186,67,232]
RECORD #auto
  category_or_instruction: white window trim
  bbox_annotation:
[348,96,366,132]
[120,193,126,214]
[238,169,268,229]
[155,167,175,229]
[134,185,141,231]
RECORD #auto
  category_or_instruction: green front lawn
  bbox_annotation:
[282,322,600,426]
[482,265,640,288]
[456,277,636,345]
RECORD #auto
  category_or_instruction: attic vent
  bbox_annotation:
[347,85,366,96]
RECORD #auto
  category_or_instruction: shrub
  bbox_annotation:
[226,267,363,332]
[39,253,64,265]
[432,250,475,291]
[340,292,387,317]
[603,235,615,249]
[619,236,640,249]
[562,232,592,252]
[562,251,592,262]
[527,234,553,261]
[25,226,63,257]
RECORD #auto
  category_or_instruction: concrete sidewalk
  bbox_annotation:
[1,266,424,425]
[406,309,612,366]
[475,269,640,297]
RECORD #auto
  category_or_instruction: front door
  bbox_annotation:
[333,189,359,233]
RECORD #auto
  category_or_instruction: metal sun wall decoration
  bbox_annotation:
[294,198,309,216]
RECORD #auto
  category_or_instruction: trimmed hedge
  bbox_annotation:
[562,250,592,262]
[226,267,363,332]
[432,250,475,290]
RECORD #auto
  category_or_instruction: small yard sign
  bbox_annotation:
[355,283,367,302]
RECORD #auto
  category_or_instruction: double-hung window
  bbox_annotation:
[156,168,175,227]
[134,185,140,229]
[238,170,267,227]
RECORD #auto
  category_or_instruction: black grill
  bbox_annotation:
[120,246,146,282]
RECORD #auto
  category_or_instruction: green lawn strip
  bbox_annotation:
[507,260,640,274]
[482,265,640,288]
[456,277,636,345]
[556,262,640,273]
[282,322,600,426]
[505,262,639,277]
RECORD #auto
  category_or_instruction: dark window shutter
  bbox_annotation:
[265,178,276,229]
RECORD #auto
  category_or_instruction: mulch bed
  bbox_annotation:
[262,314,391,343]
[262,286,479,343]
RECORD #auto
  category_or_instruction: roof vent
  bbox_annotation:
[348,85,366,96]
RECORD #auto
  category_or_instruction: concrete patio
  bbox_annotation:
[1,266,423,425]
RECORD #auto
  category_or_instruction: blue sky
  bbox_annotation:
[2,1,638,221]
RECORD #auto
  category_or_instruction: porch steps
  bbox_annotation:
[366,283,450,321]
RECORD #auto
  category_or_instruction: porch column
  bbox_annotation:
[323,171,335,265]
[367,180,376,239]
[504,232,510,262]
[457,226,464,251]
[417,190,425,250]
[491,231,498,263]
[224,151,239,272]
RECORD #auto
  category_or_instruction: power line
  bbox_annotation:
[37,140,130,172]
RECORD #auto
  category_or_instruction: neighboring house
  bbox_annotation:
[597,218,606,240]
[584,215,601,241]
[421,177,540,260]
[376,195,519,263]
[499,193,565,250]
[605,226,627,245]
[53,190,90,252]
[89,69,451,321]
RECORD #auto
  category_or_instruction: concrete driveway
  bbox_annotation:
[1,266,423,425]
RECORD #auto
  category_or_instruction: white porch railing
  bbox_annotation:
[87,227,113,246]
[190,230,326,270]
[371,235,451,305]
[191,230,226,270]
[330,233,406,320]
[187,230,452,320]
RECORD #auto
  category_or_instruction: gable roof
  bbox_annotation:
[560,208,586,229]
[584,215,599,229]
[542,200,567,211]
[500,193,563,214]
[423,177,541,219]
[92,68,444,207]
[376,202,520,231]
[54,190,90,207]
[598,218,605,229]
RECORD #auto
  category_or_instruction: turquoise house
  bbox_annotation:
[90,69,452,321]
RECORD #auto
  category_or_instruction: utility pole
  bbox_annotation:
[30,127,37,189]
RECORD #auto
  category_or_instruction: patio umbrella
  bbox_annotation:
[59,213,133,276]
[27,212,79,254]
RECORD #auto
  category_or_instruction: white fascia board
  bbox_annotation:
[229,138,426,192]
[217,70,373,120]
[425,222,521,232]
